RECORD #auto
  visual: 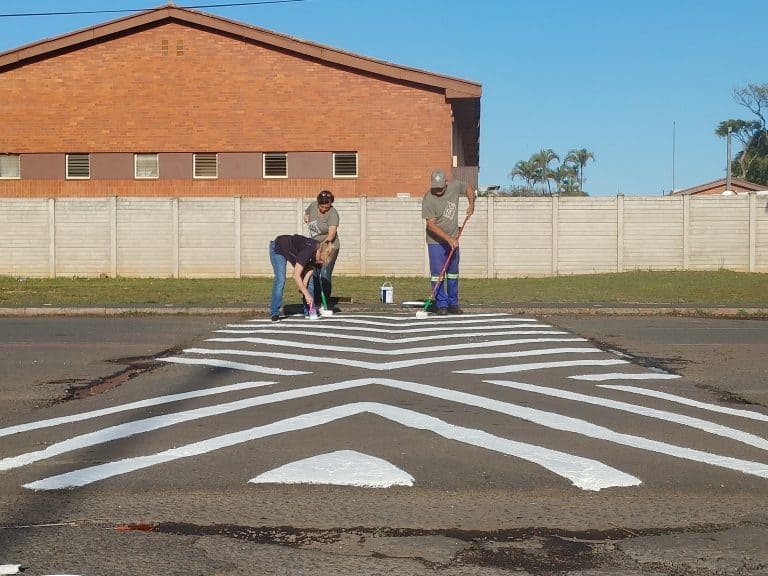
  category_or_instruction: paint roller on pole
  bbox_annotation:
[415,212,471,319]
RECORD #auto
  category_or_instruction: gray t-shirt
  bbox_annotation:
[305,202,340,250]
[421,180,464,244]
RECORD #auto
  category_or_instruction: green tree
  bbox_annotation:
[716,83,768,185]
[565,148,595,193]
[508,159,537,191]
[531,149,560,195]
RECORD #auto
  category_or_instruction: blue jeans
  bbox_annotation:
[269,240,287,317]
[313,249,338,305]
[428,243,460,309]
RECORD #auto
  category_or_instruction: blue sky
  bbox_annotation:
[0,0,765,196]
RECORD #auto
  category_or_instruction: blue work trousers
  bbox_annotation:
[428,243,460,309]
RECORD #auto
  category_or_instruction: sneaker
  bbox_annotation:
[447,305,463,315]
[436,307,448,315]
[270,315,280,322]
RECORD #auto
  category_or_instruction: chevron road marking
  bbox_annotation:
[225,321,546,335]
[456,359,628,374]
[175,345,599,371]
[597,385,768,422]
[485,380,768,450]
[0,381,275,439]
[570,373,680,381]
[215,327,565,344]
[9,377,768,486]
[250,316,538,328]
[23,401,641,492]
[206,336,582,356]
[160,356,309,375]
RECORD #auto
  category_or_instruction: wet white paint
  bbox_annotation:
[570,373,680,381]
[182,344,596,371]
[160,356,308,376]
[207,336,577,356]
[457,359,628,375]
[485,380,768,451]
[249,450,414,487]
[214,327,563,344]
[225,322,550,336]
[0,381,274,438]
[24,401,640,491]
[251,316,537,328]
[598,385,768,422]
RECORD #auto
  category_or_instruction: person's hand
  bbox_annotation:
[306,295,314,307]
[303,214,310,223]
[466,205,474,216]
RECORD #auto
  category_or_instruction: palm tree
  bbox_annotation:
[551,163,577,194]
[508,159,537,191]
[565,148,595,193]
[531,149,559,195]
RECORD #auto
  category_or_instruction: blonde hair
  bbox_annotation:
[318,240,337,265]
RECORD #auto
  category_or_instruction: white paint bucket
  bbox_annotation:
[380,282,394,304]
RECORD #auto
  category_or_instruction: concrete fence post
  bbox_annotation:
[749,192,756,273]
[172,197,179,279]
[234,196,241,278]
[48,197,55,278]
[359,195,367,276]
[551,195,559,276]
[683,194,690,270]
[486,195,495,278]
[617,194,624,273]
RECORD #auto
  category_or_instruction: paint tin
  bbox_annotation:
[380,282,394,304]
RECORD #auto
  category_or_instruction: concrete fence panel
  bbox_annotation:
[1,194,766,278]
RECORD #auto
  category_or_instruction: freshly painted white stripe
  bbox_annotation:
[228,323,550,335]
[0,381,275,439]
[183,344,596,371]
[247,313,532,323]
[457,359,628,375]
[249,450,415,487]
[24,401,640,491]
[251,317,538,328]
[598,385,768,422]
[485,380,768,451]
[570,373,680,381]
[14,376,768,486]
[217,326,558,343]
[207,336,575,356]
[160,356,308,376]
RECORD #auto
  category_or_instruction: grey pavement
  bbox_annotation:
[1,308,767,575]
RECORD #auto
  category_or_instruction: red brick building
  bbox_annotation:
[0,5,481,198]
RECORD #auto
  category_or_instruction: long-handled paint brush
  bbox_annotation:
[416,213,470,319]
[315,268,334,317]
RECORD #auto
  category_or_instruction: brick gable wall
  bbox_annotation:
[0,22,452,197]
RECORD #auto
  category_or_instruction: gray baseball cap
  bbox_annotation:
[430,169,447,189]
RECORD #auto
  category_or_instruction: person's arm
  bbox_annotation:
[303,203,313,224]
[292,263,314,307]
[426,217,457,247]
[325,225,338,243]
[465,182,475,217]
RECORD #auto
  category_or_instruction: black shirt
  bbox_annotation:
[274,234,319,267]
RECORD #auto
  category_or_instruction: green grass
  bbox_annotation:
[1,270,766,308]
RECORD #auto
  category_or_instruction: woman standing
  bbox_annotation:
[304,190,340,312]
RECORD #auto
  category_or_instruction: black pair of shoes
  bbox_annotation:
[270,315,281,322]
[447,305,463,315]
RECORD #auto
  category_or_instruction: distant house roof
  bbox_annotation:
[0,4,481,99]
[671,177,766,196]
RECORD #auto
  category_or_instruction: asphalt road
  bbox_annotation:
[1,312,767,576]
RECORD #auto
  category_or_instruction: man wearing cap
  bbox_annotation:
[421,168,475,314]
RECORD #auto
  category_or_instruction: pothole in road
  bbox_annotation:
[50,348,182,403]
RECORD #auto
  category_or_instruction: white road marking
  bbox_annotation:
[0,381,275,438]
[227,322,546,335]
[249,450,415,488]
[598,385,768,422]
[485,380,768,451]
[160,356,308,375]
[216,327,561,343]
[570,373,680,381]
[457,359,628,374]
[253,316,538,328]
[23,401,640,492]
[181,345,597,371]
[206,336,578,356]
[247,313,534,324]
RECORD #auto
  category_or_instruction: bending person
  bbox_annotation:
[269,234,337,322]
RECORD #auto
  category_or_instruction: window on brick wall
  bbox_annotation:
[135,154,159,179]
[0,154,20,179]
[194,153,218,179]
[66,154,90,179]
[263,153,287,178]
[333,152,358,178]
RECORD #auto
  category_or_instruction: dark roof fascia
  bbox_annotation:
[0,5,481,98]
